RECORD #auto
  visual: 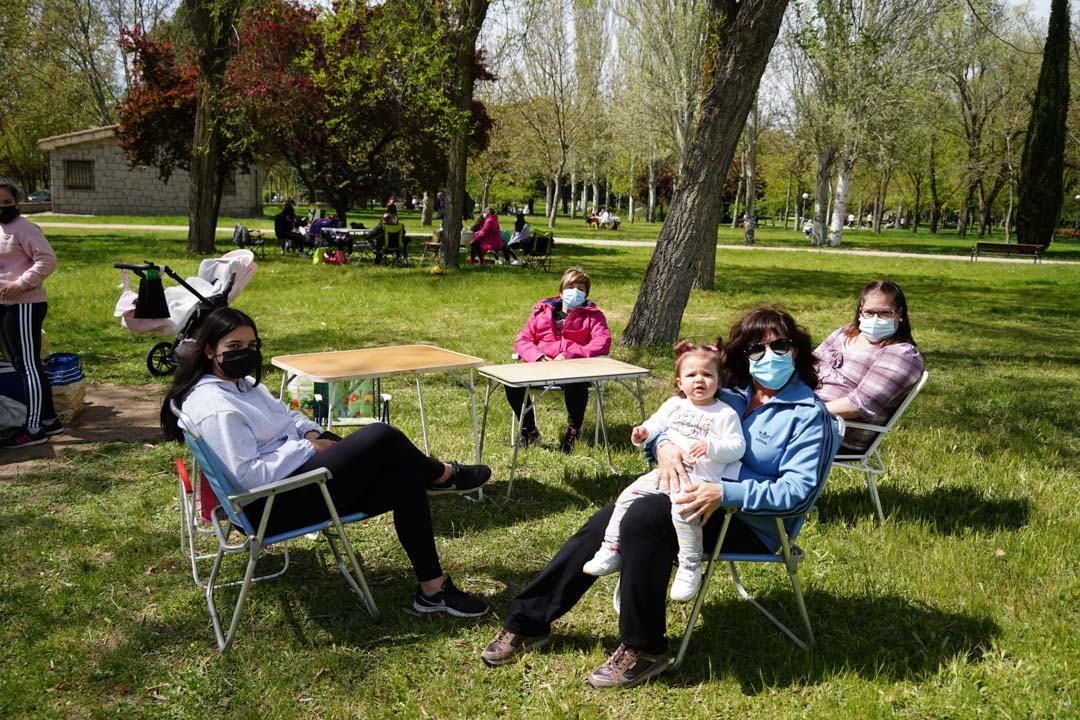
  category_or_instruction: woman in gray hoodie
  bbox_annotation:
[161,307,492,618]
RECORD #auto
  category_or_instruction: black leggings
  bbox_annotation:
[242,423,447,582]
[504,381,589,433]
[0,302,55,430]
[503,493,768,654]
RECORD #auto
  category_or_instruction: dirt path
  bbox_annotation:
[0,383,164,480]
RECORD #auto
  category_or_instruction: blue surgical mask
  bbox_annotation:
[562,288,586,310]
[859,316,896,343]
[748,349,795,389]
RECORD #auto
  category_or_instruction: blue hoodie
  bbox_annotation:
[715,379,840,552]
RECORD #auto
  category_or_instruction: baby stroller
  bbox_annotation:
[114,249,257,376]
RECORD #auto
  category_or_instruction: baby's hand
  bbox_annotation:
[687,440,708,459]
[631,426,649,444]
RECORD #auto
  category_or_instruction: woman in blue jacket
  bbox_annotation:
[479,306,839,688]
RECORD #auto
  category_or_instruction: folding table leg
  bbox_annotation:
[415,372,430,455]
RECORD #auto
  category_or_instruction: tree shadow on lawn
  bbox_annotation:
[658,590,999,692]
[818,484,1031,534]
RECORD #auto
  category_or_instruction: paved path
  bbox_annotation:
[34,222,1073,265]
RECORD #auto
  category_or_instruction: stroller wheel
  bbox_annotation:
[147,341,178,376]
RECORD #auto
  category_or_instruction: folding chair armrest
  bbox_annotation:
[842,419,889,433]
[227,467,333,503]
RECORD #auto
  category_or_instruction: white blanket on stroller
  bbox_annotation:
[115,250,257,337]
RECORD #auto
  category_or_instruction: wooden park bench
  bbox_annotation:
[970,242,1043,264]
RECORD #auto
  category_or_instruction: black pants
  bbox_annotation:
[0,302,55,430]
[242,423,446,582]
[503,494,768,654]
[505,382,589,433]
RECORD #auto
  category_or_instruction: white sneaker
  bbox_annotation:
[583,545,622,576]
[510,260,521,266]
[670,563,703,602]
[495,259,505,265]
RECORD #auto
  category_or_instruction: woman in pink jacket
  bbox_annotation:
[506,267,612,453]
[0,181,59,448]
[467,208,505,265]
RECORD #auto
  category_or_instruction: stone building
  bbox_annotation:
[37,125,263,217]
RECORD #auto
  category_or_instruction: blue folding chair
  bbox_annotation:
[171,402,380,651]
[616,413,842,669]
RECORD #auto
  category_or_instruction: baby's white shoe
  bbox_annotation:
[669,563,703,602]
[583,545,622,576]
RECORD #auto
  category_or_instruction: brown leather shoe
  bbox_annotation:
[481,629,551,666]
[586,644,670,688]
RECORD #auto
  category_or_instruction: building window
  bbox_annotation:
[222,169,236,196]
[64,160,95,190]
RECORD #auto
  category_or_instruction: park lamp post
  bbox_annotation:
[801,192,810,232]
[1073,194,1079,231]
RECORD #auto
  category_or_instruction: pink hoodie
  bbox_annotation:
[471,213,503,252]
[0,216,56,305]
[514,297,612,362]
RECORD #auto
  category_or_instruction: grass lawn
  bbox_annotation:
[2,226,1078,718]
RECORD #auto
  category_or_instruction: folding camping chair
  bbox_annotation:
[380,223,409,266]
[232,223,266,257]
[522,230,554,271]
[171,401,380,651]
[833,370,929,522]
[614,414,841,670]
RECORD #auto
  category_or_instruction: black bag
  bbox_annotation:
[133,268,169,319]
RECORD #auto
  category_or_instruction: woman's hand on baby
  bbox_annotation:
[654,441,692,492]
[674,482,724,526]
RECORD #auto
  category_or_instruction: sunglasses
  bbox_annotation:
[745,339,792,361]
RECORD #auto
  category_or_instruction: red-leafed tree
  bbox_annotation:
[116,28,198,183]
[117,22,250,252]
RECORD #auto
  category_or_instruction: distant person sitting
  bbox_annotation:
[275,200,305,253]
[468,208,504,265]
[366,212,400,264]
[507,212,533,265]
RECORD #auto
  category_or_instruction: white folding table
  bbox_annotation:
[477,357,650,496]
[272,345,485,462]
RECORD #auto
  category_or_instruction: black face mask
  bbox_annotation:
[217,348,262,380]
[0,206,18,225]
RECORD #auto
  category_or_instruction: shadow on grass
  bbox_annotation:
[657,590,999,691]
[818,484,1031,533]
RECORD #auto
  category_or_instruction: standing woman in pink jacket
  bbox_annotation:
[0,181,60,448]
[506,267,612,453]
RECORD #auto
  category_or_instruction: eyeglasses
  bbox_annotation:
[745,339,792,361]
[860,309,898,319]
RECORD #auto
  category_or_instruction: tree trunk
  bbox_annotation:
[570,170,578,218]
[187,78,221,254]
[549,166,564,228]
[592,171,600,216]
[628,157,636,224]
[782,170,792,230]
[440,0,491,269]
[957,179,976,238]
[812,148,834,246]
[647,152,657,222]
[620,0,789,347]
[730,155,742,229]
[743,99,758,245]
[828,144,855,246]
[580,180,587,219]
[1017,0,1070,247]
[481,178,492,209]
[421,188,434,226]
[184,0,244,254]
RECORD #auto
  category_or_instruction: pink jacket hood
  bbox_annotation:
[513,297,612,362]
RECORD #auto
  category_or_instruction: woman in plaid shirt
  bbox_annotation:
[815,279,924,452]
